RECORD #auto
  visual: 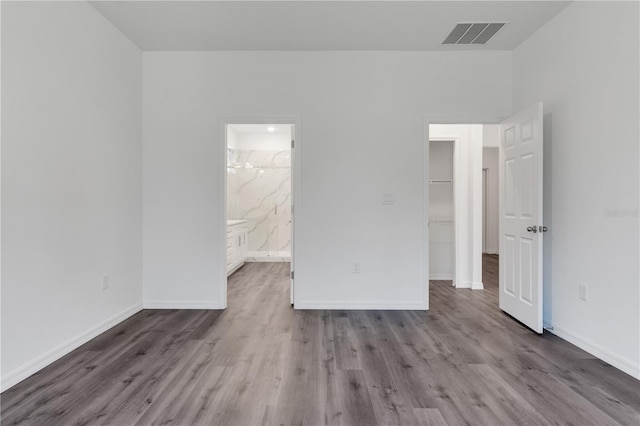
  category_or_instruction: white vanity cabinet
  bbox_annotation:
[227,220,248,276]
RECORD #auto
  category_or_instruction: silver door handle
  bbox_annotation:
[539,226,548,233]
[526,226,537,233]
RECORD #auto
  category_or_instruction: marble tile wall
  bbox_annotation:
[227,148,291,255]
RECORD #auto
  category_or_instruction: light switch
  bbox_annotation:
[382,193,394,206]
[579,283,588,302]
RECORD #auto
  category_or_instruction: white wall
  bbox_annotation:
[429,124,484,289]
[482,124,500,148]
[1,2,142,390]
[514,1,639,378]
[482,147,499,254]
[142,51,511,309]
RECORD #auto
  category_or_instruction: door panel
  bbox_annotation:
[520,238,533,304]
[505,159,516,217]
[499,102,544,333]
[504,235,516,295]
[521,154,534,217]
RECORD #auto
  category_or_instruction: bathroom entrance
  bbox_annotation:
[224,121,297,305]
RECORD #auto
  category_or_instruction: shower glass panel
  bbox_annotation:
[227,141,291,260]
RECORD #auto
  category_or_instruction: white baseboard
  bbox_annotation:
[471,281,484,290]
[0,303,143,392]
[546,324,640,380]
[246,257,290,263]
[143,300,223,309]
[483,250,499,255]
[295,301,428,310]
[429,274,454,280]
[456,281,483,289]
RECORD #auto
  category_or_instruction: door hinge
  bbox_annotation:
[291,271,294,280]
[291,139,295,149]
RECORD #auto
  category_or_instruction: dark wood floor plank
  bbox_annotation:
[130,351,226,426]
[411,408,448,426]
[0,310,169,417]
[331,311,362,371]
[569,384,640,426]
[98,340,207,425]
[329,369,378,426]
[366,312,437,410]
[571,358,640,408]
[274,310,327,426]
[515,368,623,426]
[45,312,209,425]
[2,257,639,426]
[348,311,420,425]
[0,350,100,421]
[462,363,552,426]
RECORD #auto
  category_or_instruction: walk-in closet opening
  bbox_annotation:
[225,122,296,305]
[428,140,456,285]
[482,146,499,256]
[429,122,537,324]
[427,124,497,295]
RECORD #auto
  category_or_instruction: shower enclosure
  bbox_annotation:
[227,132,291,262]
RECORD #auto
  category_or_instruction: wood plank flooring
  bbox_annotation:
[2,256,639,425]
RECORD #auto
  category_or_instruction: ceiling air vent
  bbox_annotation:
[443,22,506,45]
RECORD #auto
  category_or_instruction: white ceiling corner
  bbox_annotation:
[89,1,572,51]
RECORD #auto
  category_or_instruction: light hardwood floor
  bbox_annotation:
[2,256,639,425]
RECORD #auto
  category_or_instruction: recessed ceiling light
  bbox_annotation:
[267,126,276,132]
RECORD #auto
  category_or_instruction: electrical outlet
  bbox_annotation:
[102,274,110,290]
[352,263,360,274]
[578,283,587,302]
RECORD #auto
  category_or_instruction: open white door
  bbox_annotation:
[499,102,544,333]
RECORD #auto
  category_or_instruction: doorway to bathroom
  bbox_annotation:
[224,121,296,305]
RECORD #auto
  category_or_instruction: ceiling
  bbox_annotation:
[90,1,571,51]
[228,124,292,151]
[229,124,291,135]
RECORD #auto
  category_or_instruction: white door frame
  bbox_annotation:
[219,117,301,308]
[425,117,501,308]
